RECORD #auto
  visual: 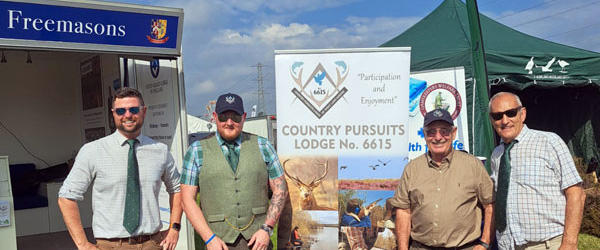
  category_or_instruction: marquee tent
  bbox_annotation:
[381,0,600,162]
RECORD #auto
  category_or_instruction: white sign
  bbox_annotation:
[275,48,410,249]
[138,59,177,148]
[408,67,469,159]
[136,59,178,231]
[276,48,410,157]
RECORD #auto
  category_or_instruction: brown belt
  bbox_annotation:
[412,240,478,250]
[97,231,160,245]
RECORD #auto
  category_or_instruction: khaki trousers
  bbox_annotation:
[515,235,563,250]
[96,231,165,250]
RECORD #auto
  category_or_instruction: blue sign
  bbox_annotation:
[0,1,181,54]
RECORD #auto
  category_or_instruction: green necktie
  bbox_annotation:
[123,139,140,234]
[495,140,516,232]
[225,142,239,173]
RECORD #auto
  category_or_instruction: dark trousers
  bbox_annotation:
[227,234,274,250]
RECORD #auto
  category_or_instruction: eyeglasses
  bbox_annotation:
[113,107,142,116]
[424,127,453,137]
[489,106,522,121]
[218,113,242,123]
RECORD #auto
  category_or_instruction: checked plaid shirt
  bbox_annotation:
[181,132,283,186]
[341,226,376,250]
[490,125,582,249]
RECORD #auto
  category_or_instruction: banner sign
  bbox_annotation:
[408,67,469,159]
[0,0,182,56]
[275,48,410,250]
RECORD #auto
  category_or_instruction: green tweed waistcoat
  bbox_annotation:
[198,133,268,243]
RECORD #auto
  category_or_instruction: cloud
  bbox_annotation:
[257,23,315,43]
[192,80,216,95]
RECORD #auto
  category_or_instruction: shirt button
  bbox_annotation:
[237,203,240,206]
[434,240,437,244]
[235,190,239,193]
[435,204,439,209]
[439,170,442,174]
[437,187,441,191]
[238,215,241,218]
[434,222,438,227]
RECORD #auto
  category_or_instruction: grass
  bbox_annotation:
[579,233,600,250]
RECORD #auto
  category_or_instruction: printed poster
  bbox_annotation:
[80,54,106,143]
[408,67,469,160]
[275,48,410,250]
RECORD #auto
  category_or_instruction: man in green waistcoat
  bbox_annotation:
[181,93,288,250]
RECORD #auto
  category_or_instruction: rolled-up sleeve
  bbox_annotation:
[58,144,93,201]
[163,152,181,193]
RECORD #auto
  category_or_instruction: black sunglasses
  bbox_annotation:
[113,107,142,116]
[424,127,453,137]
[490,106,521,121]
[218,113,242,123]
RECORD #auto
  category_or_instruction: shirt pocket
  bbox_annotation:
[513,157,556,187]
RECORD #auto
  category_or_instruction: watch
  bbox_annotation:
[171,222,181,231]
[477,240,490,250]
[260,224,273,236]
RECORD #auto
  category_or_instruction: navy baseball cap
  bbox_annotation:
[423,109,454,127]
[215,93,244,115]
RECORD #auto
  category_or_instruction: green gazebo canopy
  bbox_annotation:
[381,0,600,162]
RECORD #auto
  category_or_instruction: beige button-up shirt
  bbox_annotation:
[391,150,494,248]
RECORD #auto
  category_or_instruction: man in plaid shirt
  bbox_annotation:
[489,92,586,250]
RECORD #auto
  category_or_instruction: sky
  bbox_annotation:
[114,0,600,119]
[338,155,406,180]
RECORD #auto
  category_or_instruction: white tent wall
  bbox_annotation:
[187,114,213,133]
[0,51,111,167]
[0,51,119,237]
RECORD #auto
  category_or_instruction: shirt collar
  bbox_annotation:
[215,131,242,146]
[426,148,454,168]
[112,131,144,147]
[500,124,528,145]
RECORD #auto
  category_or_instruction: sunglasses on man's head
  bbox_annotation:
[489,106,522,121]
[218,113,242,123]
[113,107,142,116]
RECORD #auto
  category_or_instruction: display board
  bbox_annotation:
[408,67,469,159]
[275,48,410,250]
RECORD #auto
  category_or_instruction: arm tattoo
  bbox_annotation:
[266,176,288,223]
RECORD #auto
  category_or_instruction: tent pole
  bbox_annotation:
[466,0,496,173]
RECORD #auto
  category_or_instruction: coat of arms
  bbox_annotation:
[147,19,169,44]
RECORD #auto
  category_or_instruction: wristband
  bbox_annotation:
[205,234,216,245]
[477,240,490,250]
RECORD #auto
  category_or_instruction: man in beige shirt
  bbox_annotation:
[391,109,495,250]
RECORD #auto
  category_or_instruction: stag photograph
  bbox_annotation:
[338,190,397,250]
[282,156,338,211]
[338,156,406,190]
